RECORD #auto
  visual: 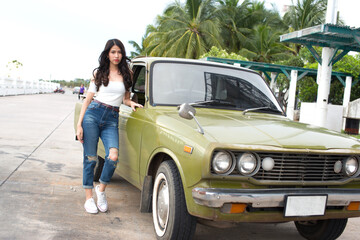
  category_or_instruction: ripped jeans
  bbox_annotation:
[82,101,119,189]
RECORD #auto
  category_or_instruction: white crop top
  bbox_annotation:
[88,81,126,107]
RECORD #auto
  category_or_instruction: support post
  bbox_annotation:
[314,0,338,128]
[287,70,298,120]
[315,47,334,127]
[342,76,352,130]
[343,76,352,107]
[270,72,277,92]
[316,64,322,85]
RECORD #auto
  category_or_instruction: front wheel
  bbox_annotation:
[295,219,348,240]
[152,160,196,240]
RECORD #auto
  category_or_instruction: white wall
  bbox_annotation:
[0,77,59,96]
[299,102,344,132]
[345,98,360,119]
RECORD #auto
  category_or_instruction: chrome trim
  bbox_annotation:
[192,188,360,208]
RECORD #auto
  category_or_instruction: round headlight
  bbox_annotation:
[212,151,234,175]
[344,157,359,176]
[237,153,259,176]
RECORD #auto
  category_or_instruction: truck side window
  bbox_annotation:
[132,65,146,106]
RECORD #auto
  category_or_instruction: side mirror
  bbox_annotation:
[178,103,196,120]
[177,103,204,134]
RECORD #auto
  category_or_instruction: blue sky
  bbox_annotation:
[0,0,358,81]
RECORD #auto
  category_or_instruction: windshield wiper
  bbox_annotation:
[242,106,282,115]
[190,100,236,107]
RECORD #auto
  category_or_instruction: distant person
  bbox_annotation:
[76,39,143,214]
[78,84,85,100]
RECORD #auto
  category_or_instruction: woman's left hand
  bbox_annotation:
[130,101,143,111]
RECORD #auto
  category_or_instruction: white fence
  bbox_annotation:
[0,77,60,96]
[299,103,344,132]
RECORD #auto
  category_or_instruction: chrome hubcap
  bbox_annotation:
[157,179,169,228]
[153,173,170,236]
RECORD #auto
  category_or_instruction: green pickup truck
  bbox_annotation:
[75,57,360,240]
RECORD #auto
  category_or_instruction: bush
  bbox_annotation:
[200,46,248,61]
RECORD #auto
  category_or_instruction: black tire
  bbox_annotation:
[152,160,197,240]
[94,156,104,182]
[295,219,348,240]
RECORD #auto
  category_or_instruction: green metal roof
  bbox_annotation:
[205,57,353,86]
[280,24,360,52]
[280,24,360,66]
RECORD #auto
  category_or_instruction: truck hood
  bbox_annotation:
[160,109,360,150]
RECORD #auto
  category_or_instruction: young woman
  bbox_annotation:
[76,39,142,214]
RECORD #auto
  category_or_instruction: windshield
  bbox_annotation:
[151,61,282,113]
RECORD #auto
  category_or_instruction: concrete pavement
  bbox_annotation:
[0,92,358,240]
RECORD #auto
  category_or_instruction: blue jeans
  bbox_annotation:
[82,101,119,189]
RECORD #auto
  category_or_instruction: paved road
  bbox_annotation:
[0,93,359,240]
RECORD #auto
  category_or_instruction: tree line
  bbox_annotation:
[128,0,360,106]
[50,78,89,88]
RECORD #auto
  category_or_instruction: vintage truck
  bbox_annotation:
[75,57,360,240]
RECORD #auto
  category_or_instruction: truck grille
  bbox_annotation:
[253,152,347,181]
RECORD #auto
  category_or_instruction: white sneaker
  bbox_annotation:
[95,185,108,212]
[84,198,98,214]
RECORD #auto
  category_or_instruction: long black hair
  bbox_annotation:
[93,39,132,92]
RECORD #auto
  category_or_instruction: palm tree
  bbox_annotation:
[128,39,144,58]
[215,0,286,54]
[244,1,286,30]
[143,0,222,59]
[215,0,251,53]
[239,24,292,63]
[283,0,326,30]
[129,25,159,58]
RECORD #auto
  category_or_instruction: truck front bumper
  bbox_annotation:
[192,188,360,208]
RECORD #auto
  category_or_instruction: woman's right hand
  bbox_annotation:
[76,125,84,143]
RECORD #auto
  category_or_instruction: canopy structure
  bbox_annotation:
[280,24,360,66]
[279,23,360,127]
[204,57,353,87]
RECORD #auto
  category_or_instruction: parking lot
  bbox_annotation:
[0,92,358,240]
